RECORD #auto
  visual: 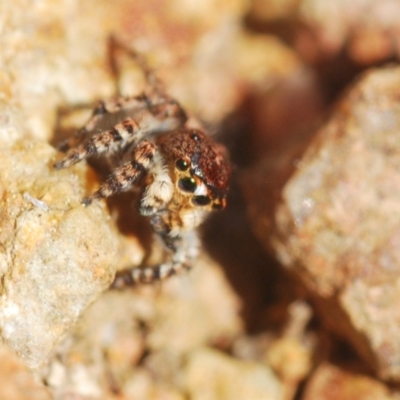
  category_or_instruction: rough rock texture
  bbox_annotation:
[0,1,116,143]
[244,66,400,380]
[0,139,119,369]
[302,363,398,400]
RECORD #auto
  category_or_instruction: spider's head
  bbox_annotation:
[159,128,231,212]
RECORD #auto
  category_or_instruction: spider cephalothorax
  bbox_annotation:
[54,88,230,286]
[149,128,230,234]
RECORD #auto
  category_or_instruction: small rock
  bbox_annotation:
[185,347,283,400]
[302,363,397,400]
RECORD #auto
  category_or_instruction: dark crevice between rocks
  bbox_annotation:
[202,101,307,334]
[202,179,301,334]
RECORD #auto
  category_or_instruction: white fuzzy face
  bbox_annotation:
[153,141,230,237]
[138,151,217,237]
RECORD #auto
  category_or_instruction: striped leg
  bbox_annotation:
[57,96,154,154]
[82,92,186,134]
[54,118,142,169]
[83,95,153,133]
[54,96,187,170]
[82,141,156,205]
[111,259,192,288]
[110,230,200,288]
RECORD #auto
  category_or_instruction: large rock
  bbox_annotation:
[0,139,119,368]
[244,66,400,380]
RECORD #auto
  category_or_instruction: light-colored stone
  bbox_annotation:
[0,1,116,143]
[0,139,119,369]
[185,348,283,400]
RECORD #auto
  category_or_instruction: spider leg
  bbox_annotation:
[108,35,165,97]
[54,118,141,169]
[82,95,149,133]
[54,95,186,170]
[82,140,156,205]
[111,257,192,287]
[83,92,186,133]
[110,231,200,287]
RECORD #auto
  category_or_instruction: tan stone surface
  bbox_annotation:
[0,139,119,368]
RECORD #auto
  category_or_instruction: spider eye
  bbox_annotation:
[179,177,197,192]
[192,195,211,206]
[175,159,189,171]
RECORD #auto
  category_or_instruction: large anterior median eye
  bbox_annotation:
[179,177,197,192]
[192,195,211,206]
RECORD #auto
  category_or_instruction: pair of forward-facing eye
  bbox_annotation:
[175,159,211,206]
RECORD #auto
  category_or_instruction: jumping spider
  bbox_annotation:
[54,48,231,288]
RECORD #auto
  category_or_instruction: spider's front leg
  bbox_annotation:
[111,230,200,288]
[82,93,186,134]
[54,94,187,169]
[54,118,142,169]
[81,140,157,206]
